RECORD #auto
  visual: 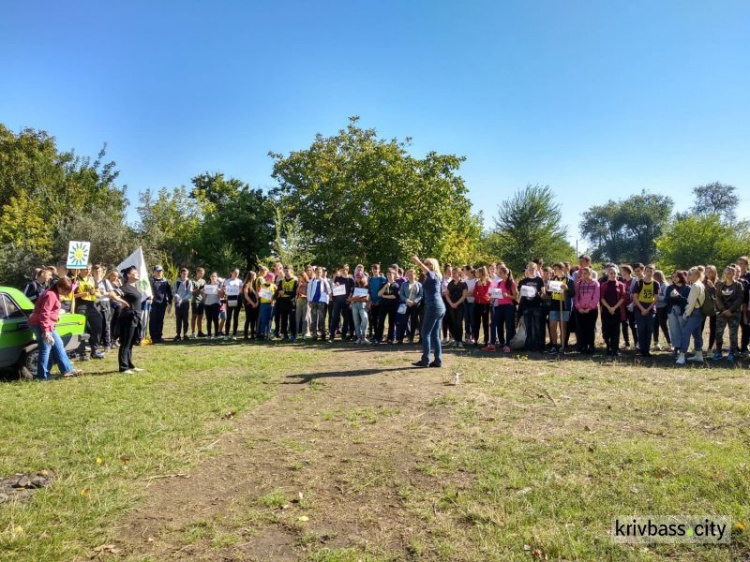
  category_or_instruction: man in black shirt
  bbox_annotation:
[149,265,173,344]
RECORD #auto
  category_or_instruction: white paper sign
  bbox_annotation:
[548,280,564,293]
[204,284,218,295]
[260,289,273,300]
[520,285,537,298]
[320,292,330,304]
[397,304,407,314]
[353,287,368,298]
[224,282,241,296]
[332,284,347,296]
[489,288,504,299]
[67,241,91,269]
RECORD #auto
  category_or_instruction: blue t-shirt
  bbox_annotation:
[422,271,445,311]
[369,274,387,304]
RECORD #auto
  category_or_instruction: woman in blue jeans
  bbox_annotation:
[412,256,445,368]
[676,267,705,365]
[28,277,83,380]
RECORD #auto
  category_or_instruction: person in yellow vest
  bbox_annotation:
[73,264,105,361]
[632,264,661,357]
[276,266,299,341]
[257,272,277,341]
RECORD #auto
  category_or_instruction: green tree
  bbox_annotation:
[487,184,575,273]
[656,214,750,271]
[580,190,673,264]
[190,172,275,273]
[0,124,128,285]
[271,204,315,270]
[269,117,482,269]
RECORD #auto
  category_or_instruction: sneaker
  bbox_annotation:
[132,367,145,373]
[655,344,662,351]
[361,338,370,345]
[92,352,105,360]
[502,346,511,353]
[175,335,182,342]
[481,344,496,352]
[184,335,190,341]
[62,369,83,377]
[444,340,456,348]
[120,369,135,375]
[547,346,558,355]
[726,354,735,362]
[688,351,704,362]
[198,332,207,338]
[78,354,90,362]
[676,354,686,366]
[191,333,196,339]
[712,352,722,361]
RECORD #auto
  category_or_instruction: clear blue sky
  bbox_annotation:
[2,0,749,248]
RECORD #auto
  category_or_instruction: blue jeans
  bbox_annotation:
[463,301,475,339]
[668,308,686,351]
[421,305,445,366]
[681,310,704,353]
[31,326,74,380]
[259,303,273,338]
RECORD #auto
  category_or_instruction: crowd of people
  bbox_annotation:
[20,253,750,379]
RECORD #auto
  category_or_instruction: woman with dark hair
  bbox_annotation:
[118,266,145,374]
[666,271,690,355]
[243,271,259,340]
[28,277,82,380]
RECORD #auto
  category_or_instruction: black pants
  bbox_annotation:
[277,299,297,338]
[77,304,103,355]
[97,302,112,347]
[369,303,382,341]
[742,321,750,353]
[175,301,190,337]
[654,307,671,345]
[110,305,121,342]
[442,297,451,339]
[273,304,281,337]
[149,301,168,342]
[205,303,220,337]
[473,303,490,345]
[330,298,349,339]
[620,316,631,346]
[565,309,577,347]
[448,305,464,343]
[225,302,241,336]
[397,305,420,342]
[601,308,621,352]
[244,303,259,337]
[376,302,398,342]
[576,309,598,351]
[118,312,140,371]
[626,308,638,347]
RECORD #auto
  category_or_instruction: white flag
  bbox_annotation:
[116,247,153,299]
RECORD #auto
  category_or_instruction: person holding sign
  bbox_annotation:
[485,265,517,352]
[518,263,546,352]
[73,264,104,361]
[222,268,243,339]
[573,267,600,354]
[202,272,222,340]
[411,256,446,367]
[276,265,299,341]
[547,263,574,355]
[330,266,353,342]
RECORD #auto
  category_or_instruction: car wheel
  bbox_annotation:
[22,349,40,378]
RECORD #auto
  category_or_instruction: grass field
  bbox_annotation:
[0,322,748,561]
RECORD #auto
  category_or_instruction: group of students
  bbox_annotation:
[20,253,750,378]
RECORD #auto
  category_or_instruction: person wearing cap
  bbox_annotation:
[149,265,173,344]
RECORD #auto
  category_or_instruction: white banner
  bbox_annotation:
[116,247,153,299]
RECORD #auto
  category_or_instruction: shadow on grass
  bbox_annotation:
[285,365,426,384]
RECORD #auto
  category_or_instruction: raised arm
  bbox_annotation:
[412,255,429,275]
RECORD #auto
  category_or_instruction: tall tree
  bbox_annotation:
[269,117,482,268]
[488,184,575,273]
[689,182,739,223]
[190,172,274,273]
[580,190,673,264]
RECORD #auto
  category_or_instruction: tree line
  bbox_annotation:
[0,117,746,287]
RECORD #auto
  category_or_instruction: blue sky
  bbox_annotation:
[2,1,749,248]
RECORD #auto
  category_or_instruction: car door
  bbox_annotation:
[0,292,31,368]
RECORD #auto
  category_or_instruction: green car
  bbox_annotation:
[0,287,87,379]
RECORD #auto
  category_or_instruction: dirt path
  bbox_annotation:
[117,346,471,561]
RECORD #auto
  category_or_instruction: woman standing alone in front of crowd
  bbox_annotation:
[118,266,146,374]
[412,256,446,368]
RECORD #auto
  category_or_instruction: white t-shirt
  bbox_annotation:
[223,278,243,307]
[465,278,477,303]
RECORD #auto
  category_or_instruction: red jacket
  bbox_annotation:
[473,281,491,304]
[28,290,61,334]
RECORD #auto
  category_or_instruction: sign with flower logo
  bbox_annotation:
[66,241,91,269]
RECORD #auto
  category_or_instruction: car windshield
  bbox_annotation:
[0,294,25,320]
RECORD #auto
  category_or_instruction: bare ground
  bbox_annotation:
[117,346,477,561]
